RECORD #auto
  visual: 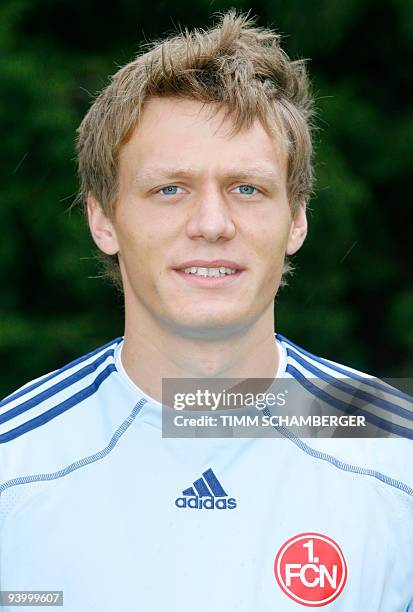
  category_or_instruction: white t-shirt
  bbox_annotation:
[0,333,412,611]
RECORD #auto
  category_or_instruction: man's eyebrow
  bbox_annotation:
[134,166,282,184]
[223,167,281,182]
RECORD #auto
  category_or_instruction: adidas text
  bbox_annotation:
[175,496,237,510]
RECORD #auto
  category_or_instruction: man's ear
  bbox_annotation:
[286,201,308,256]
[87,193,119,255]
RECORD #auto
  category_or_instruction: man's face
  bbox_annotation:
[89,97,307,339]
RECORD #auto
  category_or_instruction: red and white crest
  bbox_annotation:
[274,532,347,607]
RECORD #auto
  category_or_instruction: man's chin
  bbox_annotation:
[167,317,253,341]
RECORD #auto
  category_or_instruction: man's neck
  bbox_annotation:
[120,307,279,404]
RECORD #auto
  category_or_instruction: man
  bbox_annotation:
[1,11,412,611]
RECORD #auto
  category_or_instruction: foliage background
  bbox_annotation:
[1,0,412,397]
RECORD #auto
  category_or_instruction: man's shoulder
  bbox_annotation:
[276,332,413,497]
[0,336,123,446]
[277,332,413,436]
[277,332,411,396]
[277,332,378,379]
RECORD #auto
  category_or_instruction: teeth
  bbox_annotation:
[182,266,237,277]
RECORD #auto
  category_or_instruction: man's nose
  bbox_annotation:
[185,187,236,242]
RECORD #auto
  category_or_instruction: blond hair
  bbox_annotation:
[75,10,315,289]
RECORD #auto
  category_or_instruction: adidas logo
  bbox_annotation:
[175,468,237,510]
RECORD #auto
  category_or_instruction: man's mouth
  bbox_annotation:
[182,266,237,277]
[173,260,245,287]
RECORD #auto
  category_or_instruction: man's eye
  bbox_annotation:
[234,184,258,196]
[159,185,182,196]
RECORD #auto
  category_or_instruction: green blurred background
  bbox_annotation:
[1,0,412,397]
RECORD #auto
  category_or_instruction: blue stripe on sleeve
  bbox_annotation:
[0,364,116,443]
[287,363,413,440]
[0,337,123,407]
[277,333,412,404]
[286,346,413,421]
